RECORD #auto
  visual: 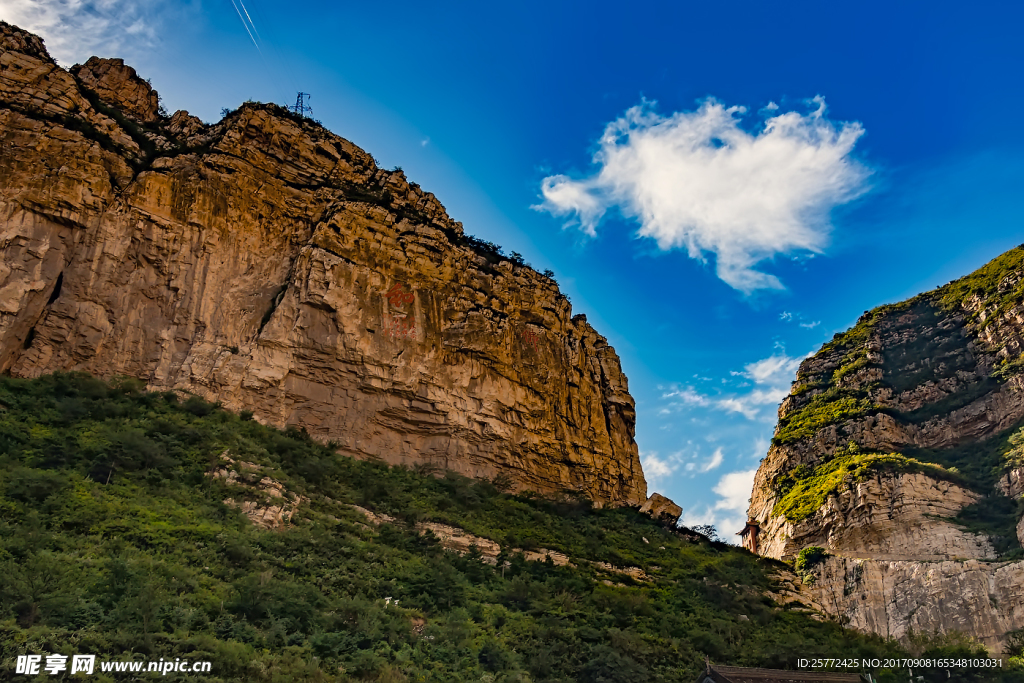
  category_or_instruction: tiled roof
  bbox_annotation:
[699,665,863,683]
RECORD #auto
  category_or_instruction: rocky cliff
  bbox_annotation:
[747,244,1024,651]
[0,22,646,506]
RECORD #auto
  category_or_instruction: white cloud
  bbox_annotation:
[535,97,870,293]
[739,352,804,386]
[716,388,789,419]
[713,468,757,514]
[537,174,606,236]
[641,451,674,479]
[0,0,184,65]
[682,467,758,543]
[780,310,821,329]
[640,451,681,491]
[659,387,708,409]
[699,448,724,473]
[658,349,807,422]
[714,351,804,419]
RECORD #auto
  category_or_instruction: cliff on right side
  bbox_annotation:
[747,244,1024,653]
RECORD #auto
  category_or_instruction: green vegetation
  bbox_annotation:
[831,351,870,385]
[0,373,934,682]
[903,631,1009,683]
[772,391,880,446]
[1007,628,1024,663]
[996,356,1024,381]
[819,298,921,356]
[778,244,1024,448]
[793,547,828,585]
[772,449,957,523]
[936,244,1024,323]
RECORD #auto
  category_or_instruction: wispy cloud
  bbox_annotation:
[0,0,187,65]
[780,310,821,329]
[700,448,724,473]
[737,352,803,385]
[713,468,757,515]
[641,450,691,491]
[642,444,725,492]
[716,350,804,418]
[535,97,870,293]
[661,347,806,422]
[640,451,676,490]
[715,389,789,420]
[659,386,710,414]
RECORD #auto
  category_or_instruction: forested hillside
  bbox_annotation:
[0,374,1000,682]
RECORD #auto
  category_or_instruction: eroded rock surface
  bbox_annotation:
[70,56,161,123]
[746,247,1024,652]
[810,557,1024,653]
[757,472,994,562]
[209,452,307,530]
[639,492,682,526]
[0,22,646,506]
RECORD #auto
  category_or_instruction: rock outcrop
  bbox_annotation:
[210,452,308,530]
[0,22,646,506]
[348,503,652,581]
[639,492,682,526]
[70,56,162,123]
[747,245,1024,652]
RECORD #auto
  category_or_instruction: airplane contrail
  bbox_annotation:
[226,0,297,109]
[236,0,264,44]
[230,0,263,55]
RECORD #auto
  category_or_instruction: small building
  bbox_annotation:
[697,664,864,683]
[737,518,760,555]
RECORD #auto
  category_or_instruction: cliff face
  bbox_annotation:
[748,245,1024,651]
[0,22,646,506]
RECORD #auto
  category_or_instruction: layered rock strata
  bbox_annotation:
[0,22,646,505]
[758,471,994,562]
[809,558,1024,653]
[747,246,1024,651]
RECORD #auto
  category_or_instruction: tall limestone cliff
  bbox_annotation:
[0,22,647,506]
[747,244,1024,652]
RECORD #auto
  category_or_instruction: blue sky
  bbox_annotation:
[5,0,1023,537]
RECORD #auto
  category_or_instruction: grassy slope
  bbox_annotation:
[0,373,962,683]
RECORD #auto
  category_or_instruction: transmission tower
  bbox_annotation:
[290,92,313,118]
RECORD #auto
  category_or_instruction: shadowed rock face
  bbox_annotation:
[746,247,1024,651]
[0,22,646,506]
